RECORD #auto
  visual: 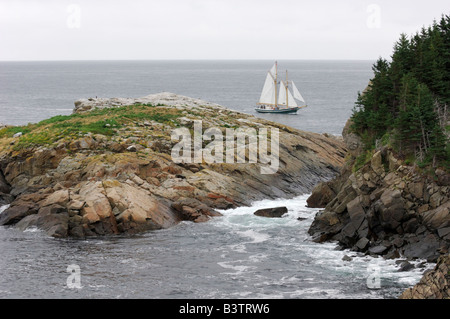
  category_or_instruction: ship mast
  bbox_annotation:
[274,61,278,108]
[286,70,289,109]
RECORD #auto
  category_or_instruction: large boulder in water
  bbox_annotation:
[254,207,288,218]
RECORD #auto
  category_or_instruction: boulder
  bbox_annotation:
[435,168,450,186]
[254,207,288,218]
[355,237,370,250]
[42,189,70,207]
[369,245,389,255]
[402,234,441,261]
[346,196,366,230]
[0,203,38,225]
[370,151,384,176]
[306,182,336,208]
[398,261,414,272]
[15,204,69,238]
[400,254,450,299]
[379,188,405,230]
[0,171,10,194]
[342,119,364,157]
[422,200,450,229]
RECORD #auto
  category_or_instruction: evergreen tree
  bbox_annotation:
[351,14,449,169]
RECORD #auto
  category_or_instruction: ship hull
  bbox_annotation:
[255,107,300,114]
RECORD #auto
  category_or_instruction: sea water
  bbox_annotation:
[0,196,431,298]
[0,60,430,299]
[0,60,373,135]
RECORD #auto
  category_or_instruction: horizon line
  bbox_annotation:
[0,58,377,63]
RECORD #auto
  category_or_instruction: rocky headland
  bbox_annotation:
[0,92,346,238]
[307,118,449,298]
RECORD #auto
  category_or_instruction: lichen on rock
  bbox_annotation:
[0,93,347,238]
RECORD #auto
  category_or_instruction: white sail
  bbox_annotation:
[258,73,276,105]
[278,81,287,106]
[278,81,298,108]
[286,86,297,107]
[291,81,305,103]
[269,63,277,78]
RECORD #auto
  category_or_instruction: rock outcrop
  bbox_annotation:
[307,118,449,298]
[0,169,13,206]
[307,119,449,264]
[254,207,288,218]
[0,93,347,238]
[399,254,450,299]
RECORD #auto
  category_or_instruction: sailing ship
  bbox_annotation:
[255,62,307,114]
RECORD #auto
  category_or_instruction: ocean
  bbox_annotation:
[0,60,373,135]
[0,60,431,299]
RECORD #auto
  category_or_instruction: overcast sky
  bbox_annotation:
[0,0,448,61]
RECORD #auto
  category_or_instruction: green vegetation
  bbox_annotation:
[352,14,450,170]
[0,126,32,138]
[0,103,184,150]
[353,150,374,172]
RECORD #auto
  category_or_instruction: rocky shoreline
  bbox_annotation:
[1,93,447,298]
[307,118,449,298]
[0,92,346,238]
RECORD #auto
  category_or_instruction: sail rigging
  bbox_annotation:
[278,80,298,107]
[256,62,306,111]
[291,81,305,103]
[258,73,277,105]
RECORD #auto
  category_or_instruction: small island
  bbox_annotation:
[0,92,346,238]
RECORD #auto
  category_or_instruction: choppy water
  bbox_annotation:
[0,60,373,135]
[0,196,431,299]
[0,60,430,299]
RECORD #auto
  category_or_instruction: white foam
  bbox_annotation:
[23,226,41,233]
[0,204,10,215]
[236,229,270,243]
[217,260,255,275]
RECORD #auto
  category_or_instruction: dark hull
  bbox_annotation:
[255,107,300,114]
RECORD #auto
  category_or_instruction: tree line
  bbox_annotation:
[352,14,449,170]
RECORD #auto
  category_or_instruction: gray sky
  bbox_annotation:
[0,0,448,61]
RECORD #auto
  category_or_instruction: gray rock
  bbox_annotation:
[254,207,288,218]
[342,119,364,157]
[355,237,370,250]
[342,255,353,262]
[306,182,336,208]
[0,171,10,194]
[400,255,450,299]
[127,145,137,152]
[346,196,366,230]
[403,218,419,233]
[0,204,35,225]
[371,151,384,176]
[369,245,388,255]
[402,234,440,262]
[380,188,402,207]
[398,261,415,272]
[437,227,450,238]
[392,236,405,248]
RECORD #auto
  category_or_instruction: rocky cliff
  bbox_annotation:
[0,92,346,238]
[307,118,449,298]
[399,254,449,299]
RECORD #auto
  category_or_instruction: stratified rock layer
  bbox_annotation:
[0,93,347,238]
[307,122,449,263]
[399,254,450,299]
